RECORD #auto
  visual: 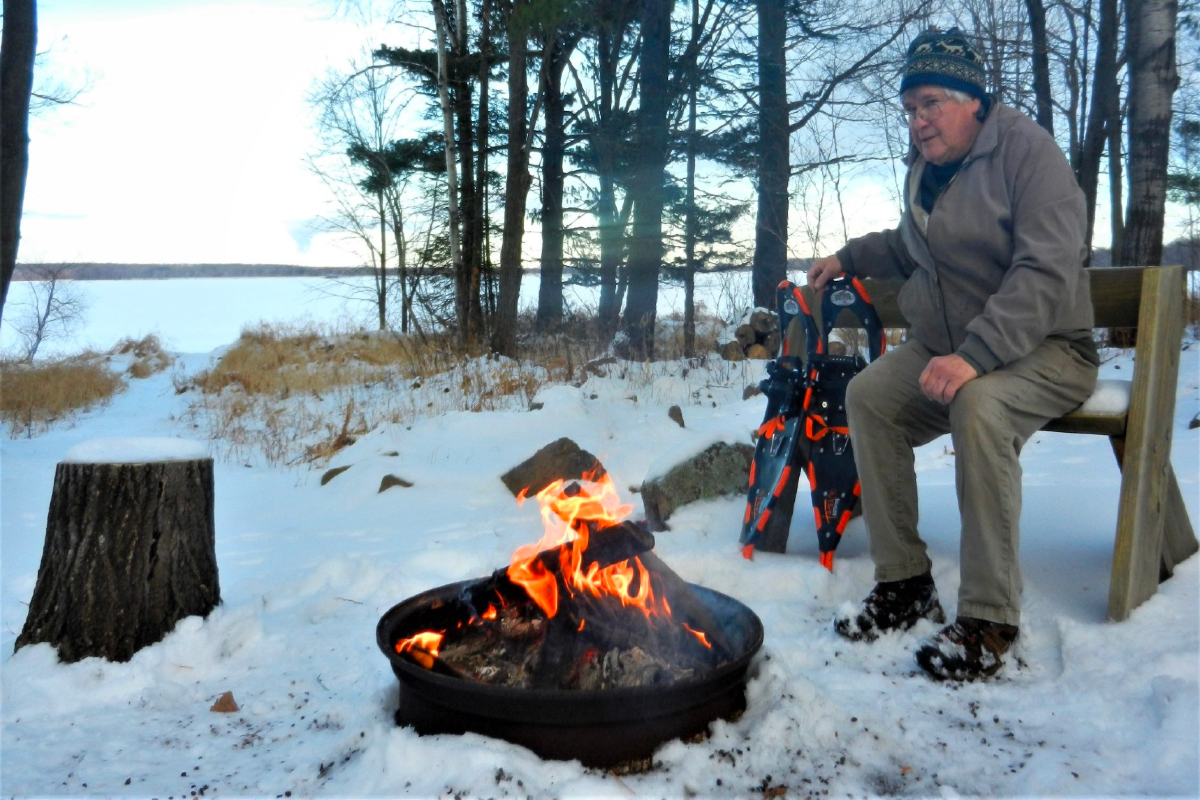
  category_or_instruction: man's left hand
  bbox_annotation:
[919,354,978,404]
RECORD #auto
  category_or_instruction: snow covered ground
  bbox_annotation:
[2,341,1197,798]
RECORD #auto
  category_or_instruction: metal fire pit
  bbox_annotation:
[377,578,764,767]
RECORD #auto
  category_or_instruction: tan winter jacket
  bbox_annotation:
[835,103,1096,374]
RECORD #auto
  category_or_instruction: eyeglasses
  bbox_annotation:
[899,97,948,126]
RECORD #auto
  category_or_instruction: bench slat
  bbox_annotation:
[850,266,1159,330]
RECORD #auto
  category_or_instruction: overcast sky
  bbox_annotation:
[21,0,377,267]
[15,0,1172,268]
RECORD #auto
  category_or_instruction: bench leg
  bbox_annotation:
[1160,464,1199,579]
[1105,266,1188,622]
[1106,436,1163,621]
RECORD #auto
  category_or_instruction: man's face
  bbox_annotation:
[902,86,983,166]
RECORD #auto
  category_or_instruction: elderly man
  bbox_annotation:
[808,28,1098,680]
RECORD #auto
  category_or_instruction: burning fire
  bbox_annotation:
[509,471,673,621]
[395,472,711,672]
[395,630,443,669]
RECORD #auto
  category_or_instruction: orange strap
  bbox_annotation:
[806,414,850,442]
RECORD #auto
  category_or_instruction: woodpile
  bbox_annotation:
[719,309,780,361]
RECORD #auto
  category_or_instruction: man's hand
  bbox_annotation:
[919,354,978,404]
[807,255,842,291]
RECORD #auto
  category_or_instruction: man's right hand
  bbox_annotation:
[807,255,842,291]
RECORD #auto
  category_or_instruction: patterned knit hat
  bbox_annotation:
[899,28,988,101]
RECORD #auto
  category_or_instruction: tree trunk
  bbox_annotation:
[492,12,532,357]
[0,0,37,326]
[1121,0,1178,266]
[620,0,673,359]
[596,28,624,337]
[683,0,700,358]
[1109,118,1125,259]
[472,0,491,338]
[1024,0,1055,136]
[15,458,220,663]
[753,0,788,310]
[1076,0,1120,251]
[536,37,573,332]
[433,0,465,325]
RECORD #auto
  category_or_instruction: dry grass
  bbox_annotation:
[112,334,172,378]
[181,311,745,468]
[0,353,125,437]
[183,321,559,466]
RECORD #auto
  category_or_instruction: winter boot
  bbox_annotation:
[833,572,945,642]
[914,616,1020,681]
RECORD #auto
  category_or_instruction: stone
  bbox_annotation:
[500,438,607,498]
[210,691,239,713]
[320,465,351,485]
[746,344,771,360]
[668,405,685,428]
[379,474,414,492]
[640,441,755,532]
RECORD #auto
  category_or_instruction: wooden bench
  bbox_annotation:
[797,265,1197,621]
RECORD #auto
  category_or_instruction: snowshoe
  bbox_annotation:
[740,275,885,568]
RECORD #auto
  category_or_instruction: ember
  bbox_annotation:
[392,474,734,690]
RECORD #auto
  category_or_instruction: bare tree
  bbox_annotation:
[1121,0,1179,265]
[310,52,430,330]
[9,264,86,362]
[1,0,37,326]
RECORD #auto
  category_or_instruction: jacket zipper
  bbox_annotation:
[927,165,965,353]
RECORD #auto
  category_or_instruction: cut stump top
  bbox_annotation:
[62,437,210,464]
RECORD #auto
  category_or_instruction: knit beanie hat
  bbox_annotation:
[899,28,988,102]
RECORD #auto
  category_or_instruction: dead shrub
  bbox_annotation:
[0,354,125,437]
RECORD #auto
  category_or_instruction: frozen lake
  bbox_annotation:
[0,270,759,358]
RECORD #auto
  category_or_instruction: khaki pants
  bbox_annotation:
[845,338,1097,625]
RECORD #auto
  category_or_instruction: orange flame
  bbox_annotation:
[683,624,712,649]
[507,472,675,622]
[395,473,715,672]
[395,631,443,669]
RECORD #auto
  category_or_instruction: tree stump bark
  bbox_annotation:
[15,453,220,663]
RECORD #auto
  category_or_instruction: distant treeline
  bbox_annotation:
[11,263,377,281]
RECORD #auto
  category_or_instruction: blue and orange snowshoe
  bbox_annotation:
[739,274,886,569]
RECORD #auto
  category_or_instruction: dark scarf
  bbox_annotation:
[918,158,964,213]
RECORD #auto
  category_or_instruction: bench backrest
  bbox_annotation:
[845,265,1172,331]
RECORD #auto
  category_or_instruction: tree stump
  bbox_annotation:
[15,439,220,663]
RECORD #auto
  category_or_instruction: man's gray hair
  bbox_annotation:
[902,86,976,105]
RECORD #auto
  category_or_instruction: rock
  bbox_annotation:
[668,405,685,428]
[500,438,607,497]
[640,441,755,532]
[320,465,350,485]
[584,356,618,378]
[379,474,414,492]
[746,343,771,360]
[210,691,239,713]
[734,324,756,348]
[1190,413,1199,430]
[720,341,746,361]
